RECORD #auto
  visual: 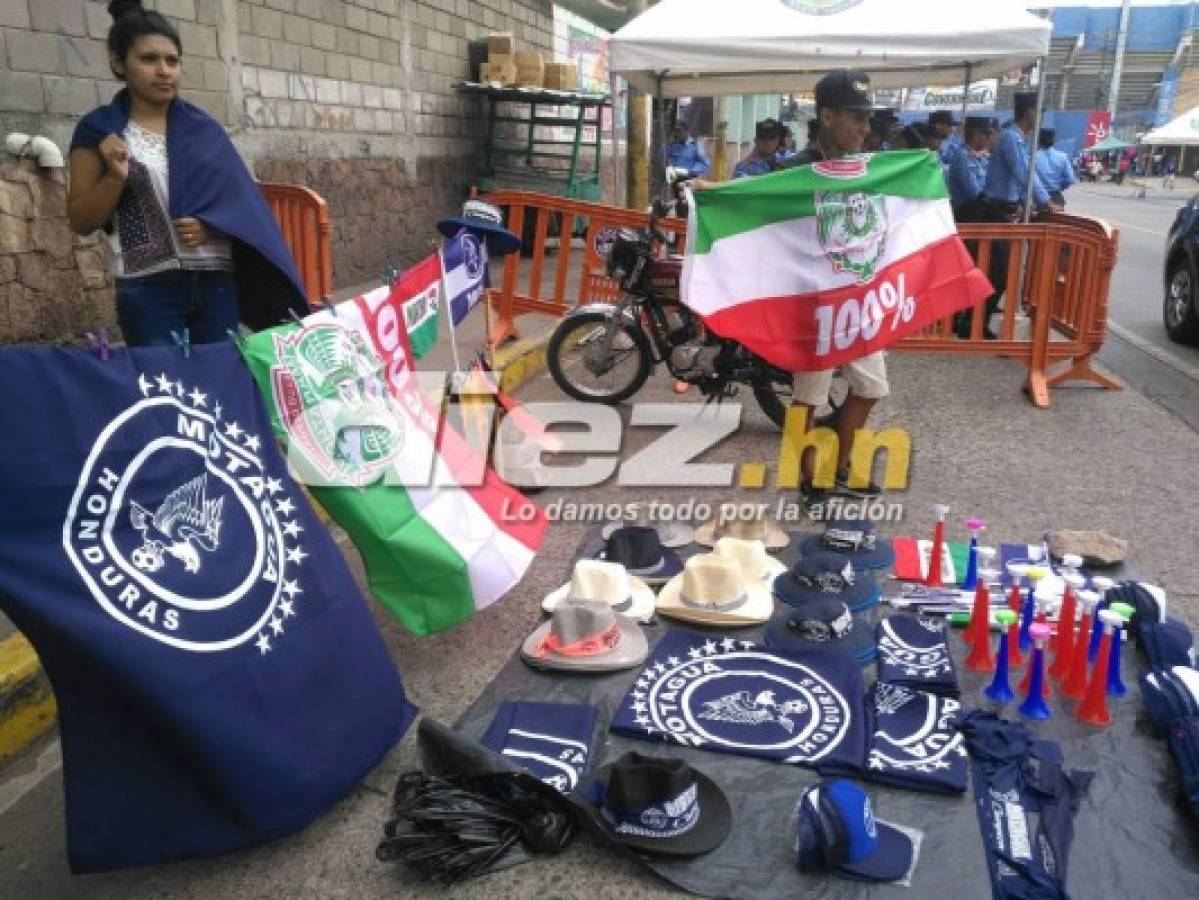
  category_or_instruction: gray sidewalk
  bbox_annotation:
[1,318,1197,897]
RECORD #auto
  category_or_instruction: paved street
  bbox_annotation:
[1067,180,1199,431]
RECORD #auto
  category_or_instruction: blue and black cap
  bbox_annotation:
[795,779,913,882]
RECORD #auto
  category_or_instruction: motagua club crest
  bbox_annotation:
[63,372,308,655]
[627,637,853,763]
[815,183,888,284]
[270,322,404,487]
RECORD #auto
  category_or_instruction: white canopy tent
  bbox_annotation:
[1142,106,1199,146]
[609,0,1052,99]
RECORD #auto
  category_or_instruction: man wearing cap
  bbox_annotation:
[946,116,995,218]
[1034,127,1076,208]
[665,121,710,178]
[733,119,783,179]
[929,110,961,164]
[779,70,888,506]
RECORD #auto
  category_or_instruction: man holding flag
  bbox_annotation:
[779,70,891,508]
[686,70,991,513]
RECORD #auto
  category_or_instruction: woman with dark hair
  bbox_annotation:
[67,0,308,346]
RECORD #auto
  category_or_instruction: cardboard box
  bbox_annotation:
[514,49,544,88]
[487,32,514,58]
[480,58,516,85]
[544,62,578,92]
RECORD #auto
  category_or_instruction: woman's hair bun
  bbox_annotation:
[107,0,143,22]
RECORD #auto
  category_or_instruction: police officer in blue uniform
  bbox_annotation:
[665,121,710,178]
[946,116,995,217]
[1034,127,1076,207]
[981,92,1058,220]
[967,93,1060,337]
[929,110,961,164]
[733,119,783,178]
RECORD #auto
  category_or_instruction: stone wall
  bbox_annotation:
[0,158,112,343]
[0,0,560,343]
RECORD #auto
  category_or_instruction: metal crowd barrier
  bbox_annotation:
[259,182,334,306]
[482,190,1121,409]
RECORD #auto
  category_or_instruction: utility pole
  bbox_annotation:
[625,0,649,210]
[1108,0,1132,118]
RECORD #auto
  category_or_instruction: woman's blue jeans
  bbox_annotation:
[116,270,239,347]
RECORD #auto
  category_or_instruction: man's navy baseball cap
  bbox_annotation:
[815,70,874,113]
[795,780,913,882]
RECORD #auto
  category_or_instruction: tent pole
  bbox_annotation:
[961,62,972,131]
[1023,56,1047,223]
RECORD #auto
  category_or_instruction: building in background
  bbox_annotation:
[0,0,620,345]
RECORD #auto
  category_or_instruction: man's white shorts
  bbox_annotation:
[791,351,889,407]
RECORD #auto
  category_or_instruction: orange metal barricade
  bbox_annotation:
[259,182,334,306]
[482,191,687,345]
[482,191,1121,409]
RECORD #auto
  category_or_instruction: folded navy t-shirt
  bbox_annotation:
[480,700,597,793]
[864,682,967,794]
[876,614,959,696]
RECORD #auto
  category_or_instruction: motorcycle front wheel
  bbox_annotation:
[751,373,794,430]
[546,311,654,404]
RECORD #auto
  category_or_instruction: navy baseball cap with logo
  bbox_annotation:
[765,597,875,664]
[774,551,881,612]
[795,779,913,882]
[815,69,874,113]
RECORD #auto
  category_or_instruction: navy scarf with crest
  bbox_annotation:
[0,343,415,872]
[71,90,309,331]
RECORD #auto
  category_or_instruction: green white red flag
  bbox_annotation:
[682,150,992,371]
[239,282,545,635]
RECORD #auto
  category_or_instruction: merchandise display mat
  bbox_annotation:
[453,526,1199,899]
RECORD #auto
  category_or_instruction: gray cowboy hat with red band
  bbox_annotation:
[774,551,881,613]
[799,519,894,570]
[521,599,648,673]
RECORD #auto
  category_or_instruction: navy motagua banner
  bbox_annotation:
[0,343,416,873]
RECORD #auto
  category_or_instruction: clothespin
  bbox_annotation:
[170,328,190,359]
[226,327,246,350]
[86,328,109,361]
[289,309,306,327]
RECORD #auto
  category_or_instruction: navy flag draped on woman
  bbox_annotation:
[68,0,309,345]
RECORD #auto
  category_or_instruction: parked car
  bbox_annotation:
[1163,196,1199,344]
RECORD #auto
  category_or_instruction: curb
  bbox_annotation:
[0,633,57,769]
[493,331,550,395]
[0,330,551,771]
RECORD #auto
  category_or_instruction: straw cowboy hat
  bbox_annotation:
[713,537,787,587]
[693,513,789,551]
[543,559,657,624]
[656,553,775,627]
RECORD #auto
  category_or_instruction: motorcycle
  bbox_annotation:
[545,206,797,428]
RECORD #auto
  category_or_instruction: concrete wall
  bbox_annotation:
[0,0,558,343]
